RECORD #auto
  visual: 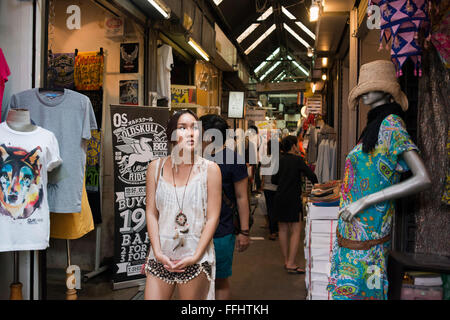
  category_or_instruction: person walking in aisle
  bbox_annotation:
[200,114,251,300]
[143,109,222,300]
[272,135,318,274]
[261,132,279,240]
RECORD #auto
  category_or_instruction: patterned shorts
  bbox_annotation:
[144,259,212,284]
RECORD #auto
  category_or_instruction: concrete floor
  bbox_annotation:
[46,200,307,300]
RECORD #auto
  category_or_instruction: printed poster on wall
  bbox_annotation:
[119,80,139,105]
[110,105,169,289]
[120,43,139,73]
[228,91,245,119]
[171,84,197,104]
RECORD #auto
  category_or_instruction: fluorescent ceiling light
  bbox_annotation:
[258,6,273,21]
[254,47,280,74]
[237,7,273,43]
[312,83,316,93]
[287,55,309,76]
[148,0,170,19]
[280,74,286,80]
[310,3,320,22]
[283,23,310,49]
[213,0,223,5]
[237,24,259,43]
[281,6,315,40]
[188,38,209,61]
[273,71,286,81]
[245,24,276,55]
[260,60,281,81]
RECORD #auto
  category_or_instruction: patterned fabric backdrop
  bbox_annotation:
[369,0,430,76]
[415,44,450,256]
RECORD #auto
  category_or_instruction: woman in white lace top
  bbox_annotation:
[143,109,222,300]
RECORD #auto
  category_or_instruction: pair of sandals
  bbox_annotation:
[284,265,305,274]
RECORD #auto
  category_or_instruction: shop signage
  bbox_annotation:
[245,108,266,122]
[276,120,286,129]
[110,105,169,289]
[171,85,197,104]
[286,121,298,130]
[228,91,245,119]
[105,17,124,37]
[255,120,276,130]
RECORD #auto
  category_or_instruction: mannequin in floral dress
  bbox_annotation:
[327,60,431,300]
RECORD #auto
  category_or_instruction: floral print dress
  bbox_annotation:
[327,115,418,300]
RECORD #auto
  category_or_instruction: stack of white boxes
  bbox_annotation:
[304,203,339,300]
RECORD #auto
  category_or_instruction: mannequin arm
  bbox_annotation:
[340,150,431,222]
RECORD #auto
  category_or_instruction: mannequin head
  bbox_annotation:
[361,91,392,109]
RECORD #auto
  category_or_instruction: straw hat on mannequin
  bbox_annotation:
[348,60,408,111]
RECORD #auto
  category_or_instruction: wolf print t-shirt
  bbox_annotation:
[7,89,97,212]
[0,122,62,251]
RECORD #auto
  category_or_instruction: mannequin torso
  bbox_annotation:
[6,109,37,132]
[339,91,431,221]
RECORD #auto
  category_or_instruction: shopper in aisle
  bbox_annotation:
[261,132,280,241]
[245,125,261,192]
[143,109,222,300]
[200,114,251,300]
[272,135,318,274]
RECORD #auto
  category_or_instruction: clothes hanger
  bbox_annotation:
[39,87,64,93]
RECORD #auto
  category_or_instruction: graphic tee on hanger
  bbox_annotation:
[7,88,97,213]
[0,48,11,118]
[157,44,173,107]
[0,122,62,251]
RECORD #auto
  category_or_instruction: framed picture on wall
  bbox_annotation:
[120,43,139,73]
[119,80,138,105]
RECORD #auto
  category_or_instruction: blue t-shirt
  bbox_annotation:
[205,148,248,238]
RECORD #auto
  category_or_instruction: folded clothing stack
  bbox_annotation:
[304,204,339,300]
[309,180,342,206]
[401,272,444,300]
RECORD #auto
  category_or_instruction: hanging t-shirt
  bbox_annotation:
[0,122,62,251]
[0,48,11,118]
[7,88,97,213]
[157,44,173,107]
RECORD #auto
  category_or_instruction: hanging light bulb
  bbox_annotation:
[310,0,320,22]
[322,73,327,81]
[322,57,328,67]
[307,47,313,57]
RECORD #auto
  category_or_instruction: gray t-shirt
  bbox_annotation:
[8,88,97,213]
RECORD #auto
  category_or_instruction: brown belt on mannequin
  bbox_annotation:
[336,229,391,250]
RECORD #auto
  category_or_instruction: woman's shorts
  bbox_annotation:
[144,259,212,284]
